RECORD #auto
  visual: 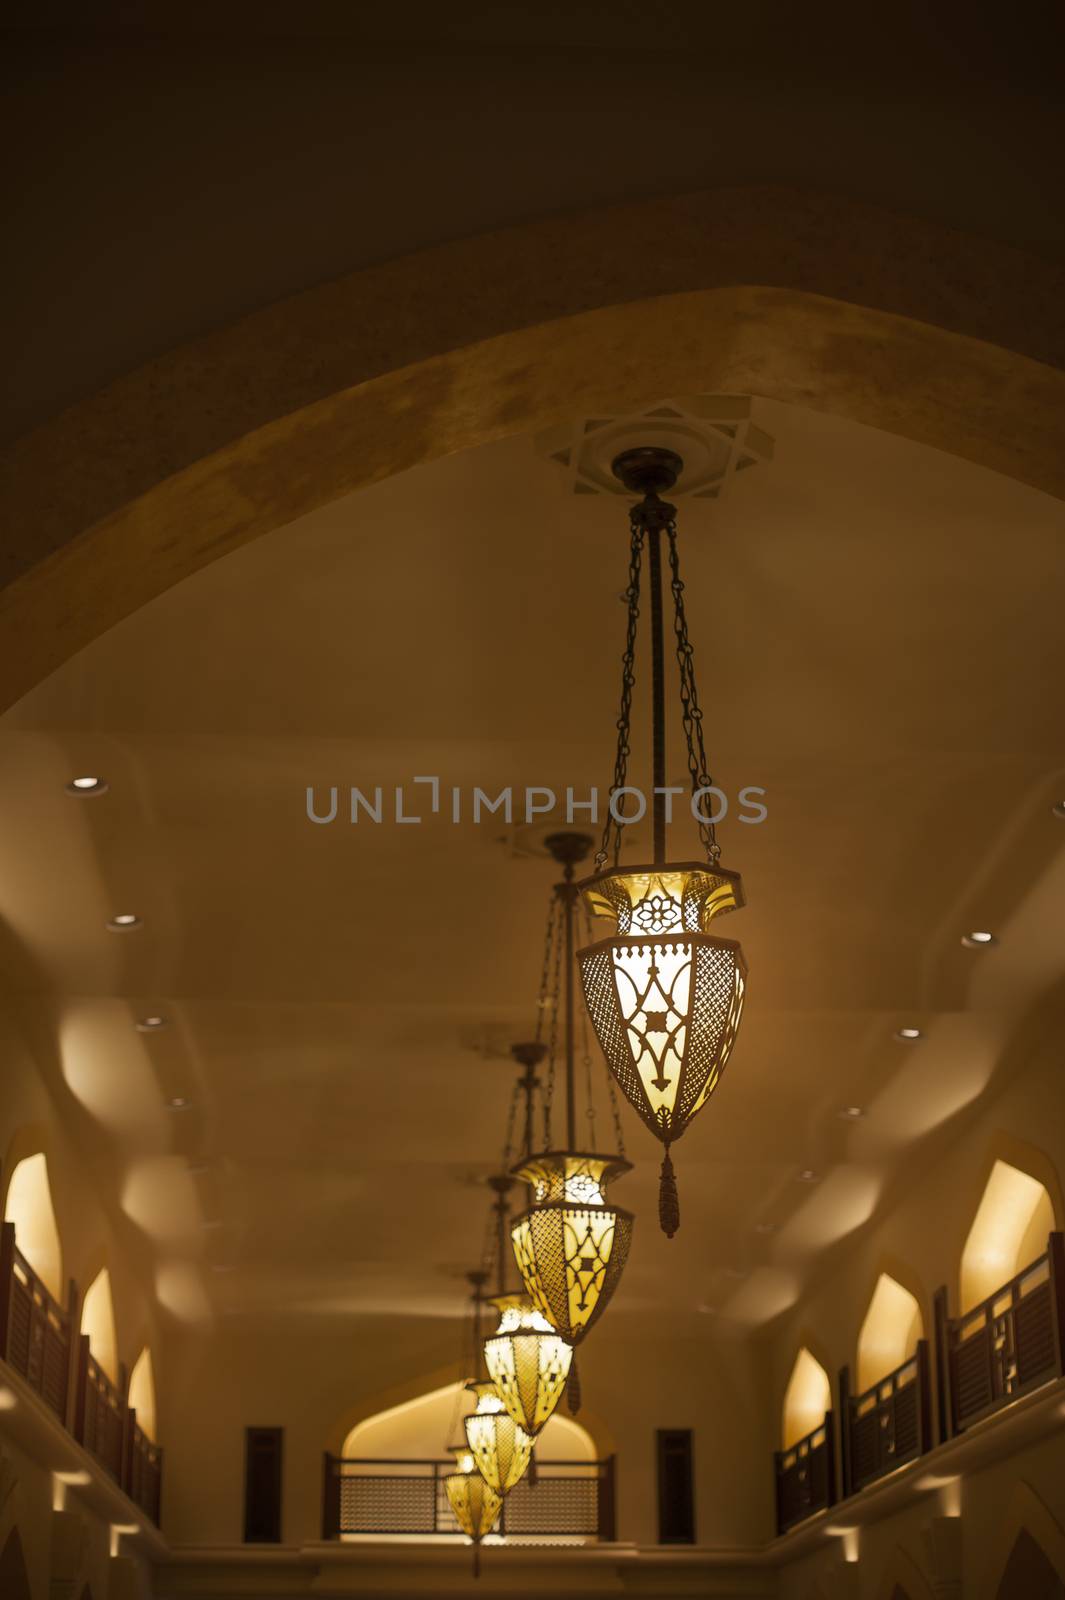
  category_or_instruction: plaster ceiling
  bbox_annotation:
[1,396,1063,1337]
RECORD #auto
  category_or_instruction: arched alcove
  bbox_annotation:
[961,1159,1057,1312]
[996,1531,1065,1600]
[80,1267,118,1384]
[3,1152,62,1300]
[857,1274,923,1392]
[781,1348,831,1449]
[0,1527,32,1600]
[342,1381,596,1463]
[128,1346,157,1440]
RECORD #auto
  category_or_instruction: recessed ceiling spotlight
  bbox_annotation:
[135,1014,168,1032]
[66,776,108,796]
[210,1263,235,1274]
[187,1159,210,1174]
[696,1302,717,1315]
[1053,801,1065,819]
[797,1169,819,1183]
[167,1096,191,1110]
[106,913,142,932]
[961,930,997,948]
[839,1106,865,1120]
[894,1026,922,1041]
[754,1220,777,1234]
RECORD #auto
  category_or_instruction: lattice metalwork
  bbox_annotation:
[463,1380,533,1494]
[483,1292,572,1437]
[510,1151,633,1345]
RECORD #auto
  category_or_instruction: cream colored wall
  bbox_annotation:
[0,1013,165,1428]
[0,1437,133,1600]
[765,1008,1065,1428]
[160,1311,769,1547]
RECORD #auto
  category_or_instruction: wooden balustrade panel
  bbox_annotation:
[954,1323,993,1425]
[775,1429,832,1533]
[1014,1280,1054,1385]
[326,1458,611,1539]
[4,1256,69,1422]
[82,1360,124,1481]
[849,1364,921,1492]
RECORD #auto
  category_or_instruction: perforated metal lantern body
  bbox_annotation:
[463,1379,533,1495]
[482,1291,573,1438]
[509,1151,633,1346]
[444,1448,503,1542]
[578,863,746,1147]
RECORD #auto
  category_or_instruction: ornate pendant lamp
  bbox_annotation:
[443,1271,502,1577]
[508,833,634,1402]
[463,1178,534,1495]
[443,1450,502,1576]
[482,1098,572,1438]
[577,447,747,1237]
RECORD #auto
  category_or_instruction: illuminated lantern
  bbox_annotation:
[483,1291,572,1439]
[576,447,747,1235]
[443,1449,501,1576]
[505,833,634,1407]
[463,1379,533,1495]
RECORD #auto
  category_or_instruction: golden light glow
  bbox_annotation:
[782,1348,831,1449]
[3,1152,62,1300]
[960,1160,1055,1312]
[483,1292,572,1436]
[856,1275,922,1393]
[578,865,746,1149]
[510,1152,633,1344]
[128,1347,157,1441]
[463,1380,533,1495]
[80,1267,118,1383]
[444,1448,503,1543]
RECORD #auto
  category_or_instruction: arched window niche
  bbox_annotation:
[342,1381,596,1464]
[128,1347,157,1440]
[857,1274,923,1393]
[961,1159,1057,1313]
[782,1348,831,1449]
[3,1152,62,1301]
[80,1267,118,1385]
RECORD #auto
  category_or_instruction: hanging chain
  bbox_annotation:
[594,517,645,871]
[666,521,720,863]
[580,999,597,1148]
[500,1077,521,1170]
[533,894,559,1046]
[542,896,563,1148]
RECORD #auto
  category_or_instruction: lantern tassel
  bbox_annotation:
[659,1146,680,1238]
[473,1540,481,1580]
[566,1352,582,1415]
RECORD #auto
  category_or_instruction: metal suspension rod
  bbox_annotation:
[563,864,577,1151]
[647,514,667,865]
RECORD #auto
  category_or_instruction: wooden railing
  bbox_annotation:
[322,1456,615,1540]
[773,1413,835,1535]
[125,1410,163,1525]
[839,1341,932,1496]
[935,1232,1065,1438]
[74,1336,126,1484]
[0,1221,74,1423]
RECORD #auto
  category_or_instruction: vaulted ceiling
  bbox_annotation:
[1,396,1063,1337]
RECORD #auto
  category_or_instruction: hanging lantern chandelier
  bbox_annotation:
[443,1448,502,1577]
[577,447,747,1237]
[483,1049,573,1439]
[462,1176,534,1495]
[443,1270,502,1576]
[507,832,634,1404]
